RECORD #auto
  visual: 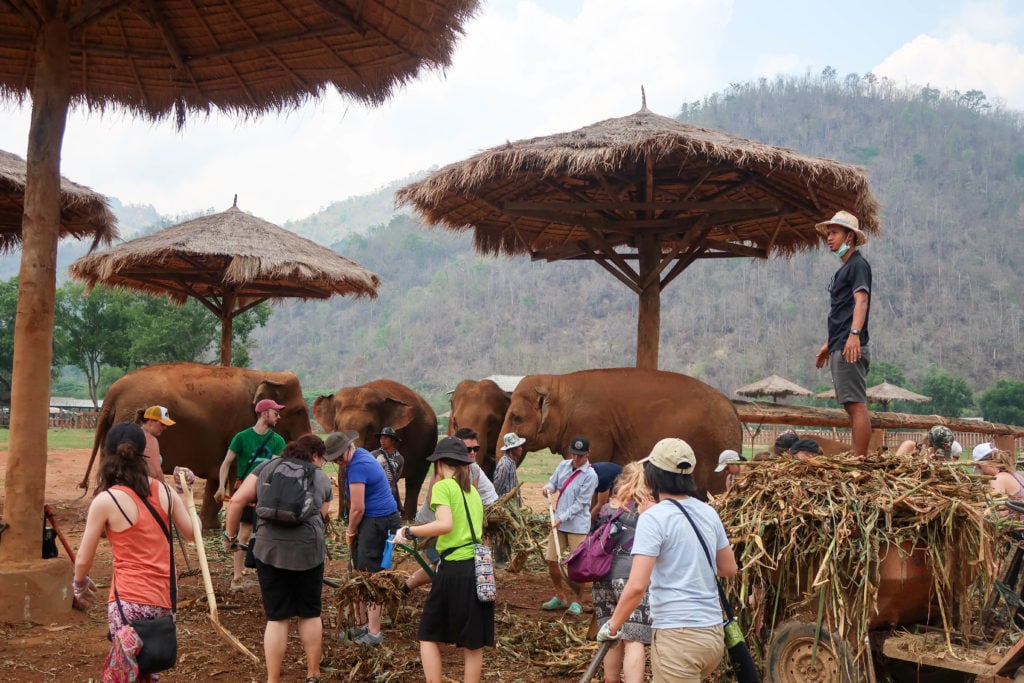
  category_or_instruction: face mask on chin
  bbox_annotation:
[835,242,850,260]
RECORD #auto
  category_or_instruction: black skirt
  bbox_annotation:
[417,558,495,649]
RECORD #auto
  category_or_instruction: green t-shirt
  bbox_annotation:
[432,478,484,562]
[230,427,286,479]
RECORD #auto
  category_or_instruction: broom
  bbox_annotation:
[176,471,260,665]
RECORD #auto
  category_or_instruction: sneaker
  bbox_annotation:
[566,602,583,616]
[542,596,569,611]
[229,577,245,593]
[353,630,383,646]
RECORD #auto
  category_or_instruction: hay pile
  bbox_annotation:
[485,486,551,572]
[714,449,1016,670]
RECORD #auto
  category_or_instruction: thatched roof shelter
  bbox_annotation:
[866,381,931,408]
[0,0,477,572]
[69,202,380,365]
[0,149,116,252]
[735,374,812,402]
[398,96,881,369]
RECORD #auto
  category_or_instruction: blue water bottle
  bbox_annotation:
[382,532,395,569]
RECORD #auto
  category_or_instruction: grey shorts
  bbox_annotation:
[830,346,870,404]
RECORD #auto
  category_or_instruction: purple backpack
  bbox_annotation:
[562,508,629,583]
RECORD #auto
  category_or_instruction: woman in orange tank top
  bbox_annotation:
[73,422,194,682]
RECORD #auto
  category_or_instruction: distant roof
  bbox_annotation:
[50,396,102,409]
[483,375,524,393]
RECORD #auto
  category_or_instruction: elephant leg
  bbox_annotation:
[199,473,222,530]
[403,460,430,520]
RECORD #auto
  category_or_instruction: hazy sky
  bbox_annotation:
[1,0,1022,225]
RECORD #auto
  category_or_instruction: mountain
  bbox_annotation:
[249,71,1024,411]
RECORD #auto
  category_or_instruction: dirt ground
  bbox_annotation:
[0,446,604,682]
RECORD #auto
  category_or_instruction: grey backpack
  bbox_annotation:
[255,458,318,527]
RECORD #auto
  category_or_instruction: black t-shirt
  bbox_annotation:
[591,462,623,493]
[827,250,871,353]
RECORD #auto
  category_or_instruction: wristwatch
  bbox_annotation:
[405,525,417,540]
[850,328,860,335]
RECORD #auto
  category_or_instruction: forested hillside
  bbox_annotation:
[251,71,1024,409]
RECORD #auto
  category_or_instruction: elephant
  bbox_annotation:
[80,362,312,528]
[313,379,438,519]
[497,368,742,496]
[448,379,511,477]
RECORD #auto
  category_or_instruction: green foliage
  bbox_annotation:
[978,379,1024,426]
[866,361,907,388]
[0,277,16,393]
[917,367,974,418]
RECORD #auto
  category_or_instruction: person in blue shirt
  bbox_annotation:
[599,438,738,681]
[540,435,599,616]
[328,430,401,646]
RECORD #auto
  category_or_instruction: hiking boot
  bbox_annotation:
[566,602,583,616]
[542,596,568,611]
[354,630,383,646]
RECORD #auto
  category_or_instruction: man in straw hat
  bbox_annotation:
[814,210,873,457]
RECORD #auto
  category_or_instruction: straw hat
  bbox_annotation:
[816,210,868,246]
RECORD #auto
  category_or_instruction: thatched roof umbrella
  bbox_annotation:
[815,388,837,401]
[866,381,931,410]
[398,95,881,370]
[0,149,116,252]
[70,201,380,366]
[0,0,477,572]
[736,374,813,403]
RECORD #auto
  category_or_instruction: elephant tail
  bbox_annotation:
[78,405,114,492]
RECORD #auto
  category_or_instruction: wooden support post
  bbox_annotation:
[218,290,235,366]
[636,233,660,370]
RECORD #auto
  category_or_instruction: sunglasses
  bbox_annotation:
[466,445,481,453]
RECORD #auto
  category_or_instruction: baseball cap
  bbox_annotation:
[972,442,996,462]
[143,405,175,426]
[641,438,696,474]
[714,449,741,473]
[107,421,147,454]
[324,430,359,461]
[789,438,822,455]
[501,432,526,451]
[255,398,285,414]
[567,435,590,455]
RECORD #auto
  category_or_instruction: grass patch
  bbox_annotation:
[0,428,96,450]
[517,449,563,485]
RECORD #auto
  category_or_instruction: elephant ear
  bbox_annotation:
[381,398,415,432]
[253,379,285,407]
[535,385,551,434]
[312,395,336,431]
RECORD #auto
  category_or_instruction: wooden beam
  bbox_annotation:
[583,227,640,284]
[703,240,767,259]
[578,243,642,295]
[1,0,41,28]
[68,0,131,29]
[140,0,196,80]
[503,199,781,214]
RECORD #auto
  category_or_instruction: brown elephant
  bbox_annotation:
[313,379,437,519]
[497,368,742,496]
[448,379,511,477]
[80,362,311,528]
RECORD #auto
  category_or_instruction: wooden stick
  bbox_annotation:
[545,491,569,579]
[177,471,260,665]
[43,504,76,562]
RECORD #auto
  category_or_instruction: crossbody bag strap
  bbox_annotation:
[460,489,479,544]
[667,498,734,621]
[240,430,276,480]
[558,468,583,497]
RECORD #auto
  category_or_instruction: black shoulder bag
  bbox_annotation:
[111,483,178,675]
[668,498,760,683]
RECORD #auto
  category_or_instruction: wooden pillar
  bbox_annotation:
[0,18,71,563]
[218,290,235,366]
[636,233,660,370]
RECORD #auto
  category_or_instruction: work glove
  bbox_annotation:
[222,530,239,553]
[72,576,97,611]
[173,466,195,493]
[596,621,621,642]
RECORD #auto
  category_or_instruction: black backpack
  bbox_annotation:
[255,458,318,527]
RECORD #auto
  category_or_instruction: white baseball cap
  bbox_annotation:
[972,442,996,462]
[714,449,740,473]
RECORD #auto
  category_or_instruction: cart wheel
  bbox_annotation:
[767,621,856,683]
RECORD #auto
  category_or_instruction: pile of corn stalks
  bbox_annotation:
[714,448,1017,673]
[485,486,551,572]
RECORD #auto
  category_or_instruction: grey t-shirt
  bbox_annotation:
[251,458,333,571]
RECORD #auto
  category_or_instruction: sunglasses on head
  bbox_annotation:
[466,445,481,453]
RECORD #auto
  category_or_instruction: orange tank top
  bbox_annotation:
[106,481,172,608]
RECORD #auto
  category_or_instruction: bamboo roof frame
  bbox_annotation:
[398,94,881,368]
[69,201,380,365]
[0,149,116,252]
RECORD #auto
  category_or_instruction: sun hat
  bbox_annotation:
[375,426,403,442]
[107,421,147,454]
[143,405,175,426]
[972,442,996,462]
[714,449,741,473]
[567,435,590,455]
[255,398,285,414]
[427,436,474,464]
[324,430,359,461]
[501,432,526,451]
[815,210,868,246]
[789,438,822,455]
[641,438,696,474]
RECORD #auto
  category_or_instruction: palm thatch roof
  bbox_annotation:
[0,149,116,253]
[69,202,380,365]
[397,103,881,262]
[735,374,813,400]
[0,0,480,122]
[867,381,931,404]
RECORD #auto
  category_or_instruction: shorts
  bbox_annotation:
[417,558,494,649]
[545,529,586,563]
[256,561,324,621]
[830,346,870,405]
[651,624,725,682]
[355,512,402,572]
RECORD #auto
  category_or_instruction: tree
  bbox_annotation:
[127,297,219,366]
[54,284,134,407]
[978,379,1024,426]
[917,368,974,418]
[867,361,906,388]
[0,277,17,397]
